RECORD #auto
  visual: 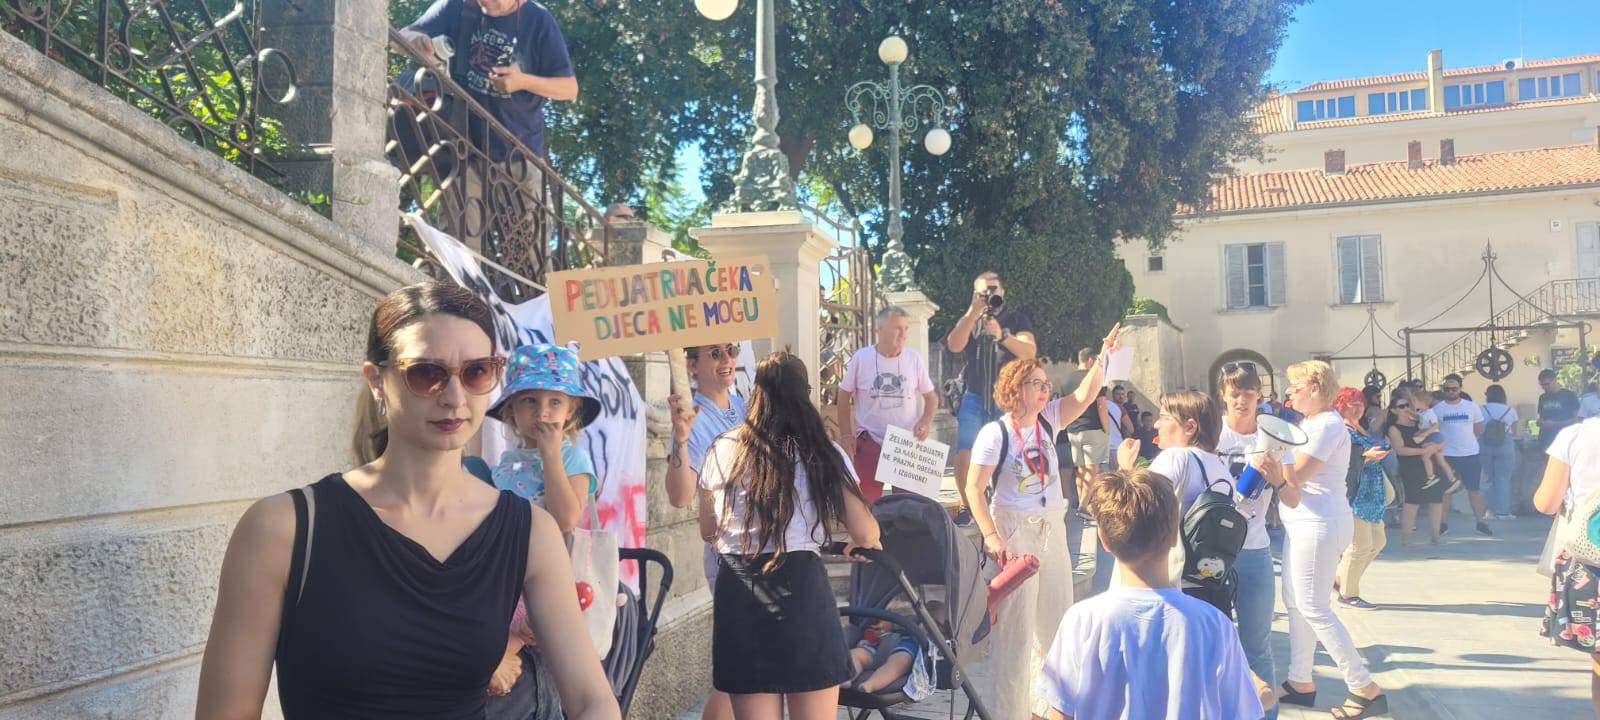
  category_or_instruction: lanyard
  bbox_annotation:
[1008,415,1049,479]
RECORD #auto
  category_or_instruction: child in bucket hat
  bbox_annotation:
[488,342,604,534]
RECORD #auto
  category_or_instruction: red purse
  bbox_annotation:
[986,553,1041,625]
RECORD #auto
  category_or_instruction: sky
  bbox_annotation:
[1268,0,1595,90]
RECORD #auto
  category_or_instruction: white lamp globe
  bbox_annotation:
[848,124,874,150]
[924,127,951,156]
[695,0,737,21]
[878,36,908,65]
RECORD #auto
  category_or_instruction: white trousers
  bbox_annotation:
[1282,512,1373,690]
[987,507,1073,720]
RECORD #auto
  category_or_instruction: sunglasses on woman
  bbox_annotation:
[381,357,505,397]
[689,344,740,362]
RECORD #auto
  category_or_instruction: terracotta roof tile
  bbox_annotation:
[1179,143,1600,216]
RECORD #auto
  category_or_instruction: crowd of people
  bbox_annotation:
[191,271,1600,720]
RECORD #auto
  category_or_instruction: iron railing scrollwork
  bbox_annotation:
[386,27,611,300]
[1421,278,1600,381]
[810,204,885,437]
[2,0,299,179]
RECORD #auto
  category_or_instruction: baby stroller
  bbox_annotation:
[835,493,993,720]
[608,548,673,716]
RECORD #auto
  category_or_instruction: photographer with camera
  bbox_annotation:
[944,272,1036,523]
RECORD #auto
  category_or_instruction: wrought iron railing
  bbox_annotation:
[810,204,884,436]
[1,0,298,179]
[1420,278,1600,382]
[386,27,611,300]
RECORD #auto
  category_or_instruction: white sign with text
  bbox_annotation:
[875,425,951,500]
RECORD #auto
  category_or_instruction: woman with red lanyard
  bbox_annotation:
[964,325,1120,720]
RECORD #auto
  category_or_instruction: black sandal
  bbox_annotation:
[1330,692,1388,719]
[1279,681,1316,707]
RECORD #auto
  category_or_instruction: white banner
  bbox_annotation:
[875,425,950,500]
[409,215,648,587]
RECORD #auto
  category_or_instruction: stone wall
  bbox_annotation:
[0,24,415,718]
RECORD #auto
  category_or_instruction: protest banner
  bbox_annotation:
[408,214,647,587]
[548,256,778,359]
[874,425,951,501]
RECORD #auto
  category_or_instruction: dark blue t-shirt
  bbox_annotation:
[408,0,574,157]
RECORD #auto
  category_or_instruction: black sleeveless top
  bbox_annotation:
[274,474,531,718]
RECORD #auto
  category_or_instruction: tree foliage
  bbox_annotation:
[388,0,1298,357]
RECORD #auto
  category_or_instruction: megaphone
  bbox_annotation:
[1234,413,1309,499]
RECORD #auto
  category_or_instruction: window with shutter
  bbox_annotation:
[1335,235,1385,303]
[1225,245,1249,309]
[1266,243,1287,307]
[1360,235,1384,302]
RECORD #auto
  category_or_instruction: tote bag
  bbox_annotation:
[571,497,619,658]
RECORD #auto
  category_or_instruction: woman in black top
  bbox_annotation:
[196,282,619,719]
[1385,390,1444,546]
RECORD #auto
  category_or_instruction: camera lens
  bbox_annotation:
[987,294,1005,310]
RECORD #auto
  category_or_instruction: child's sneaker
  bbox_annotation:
[1446,478,1464,495]
[1421,474,1443,490]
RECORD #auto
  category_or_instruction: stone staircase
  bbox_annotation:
[1417,278,1600,383]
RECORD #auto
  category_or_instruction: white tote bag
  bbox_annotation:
[570,497,619,658]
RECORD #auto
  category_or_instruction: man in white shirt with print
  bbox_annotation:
[839,306,939,503]
[1437,374,1490,536]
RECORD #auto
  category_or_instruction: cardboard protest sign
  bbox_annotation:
[549,257,778,359]
[875,425,951,500]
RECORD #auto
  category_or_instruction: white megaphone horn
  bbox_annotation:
[1254,413,1308,457]
[1233,413,1308,499]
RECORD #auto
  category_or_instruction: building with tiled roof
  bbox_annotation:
[1119,50,1600,399]
[1240,50,1600,171]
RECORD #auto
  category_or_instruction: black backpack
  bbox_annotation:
[1179,451,1249,614]
[1482,407,1511,447]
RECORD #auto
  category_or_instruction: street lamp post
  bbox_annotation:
[696,0,797,212]
[846,36,952,293]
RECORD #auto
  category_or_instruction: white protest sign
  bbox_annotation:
[1103,344,1134,386]
[408,214,647,588]
[874,425,951,500]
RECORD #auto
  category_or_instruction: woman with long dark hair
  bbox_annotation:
[698,352,881,719]
[1386,389,1444,546]
[196,281,618,719]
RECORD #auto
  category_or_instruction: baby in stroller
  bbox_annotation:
[842,600,945,694]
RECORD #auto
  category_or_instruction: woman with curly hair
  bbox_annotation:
[1332,387,1390,611]
[964,325,1120,720]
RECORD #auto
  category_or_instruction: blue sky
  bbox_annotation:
[1269,0,1594,90]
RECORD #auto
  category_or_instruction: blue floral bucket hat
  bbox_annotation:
[487,342,603,427]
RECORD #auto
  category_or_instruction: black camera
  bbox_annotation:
[985,293,1005,312]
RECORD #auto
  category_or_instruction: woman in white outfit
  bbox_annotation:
[965,326,1118,720]
[1277,361,1387,719]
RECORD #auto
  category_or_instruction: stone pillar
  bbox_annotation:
[261,0,400,252]
[885,288,940,367]
[692,211,837,403]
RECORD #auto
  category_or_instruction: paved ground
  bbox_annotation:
[678,509,1590,720]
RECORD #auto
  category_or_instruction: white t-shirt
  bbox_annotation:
[698,434,858,555]
[1216,423,1296,551]
[1549,418,1600,505]
[972,398,1067,513]
[1107,402,1126,446]
[1435,399,1484,457]
[1281,411,1353,524]
[839,346,935,443]
[1417,407,1439,432]
[1042,587,1263,720]
[1481,402,1519,433]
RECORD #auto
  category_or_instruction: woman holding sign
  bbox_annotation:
[838,306,941,503]
[964,325,1120,720]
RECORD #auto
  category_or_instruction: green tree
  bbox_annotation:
[387,0,1298,356]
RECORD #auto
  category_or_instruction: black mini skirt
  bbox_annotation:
[712,551,851,694]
